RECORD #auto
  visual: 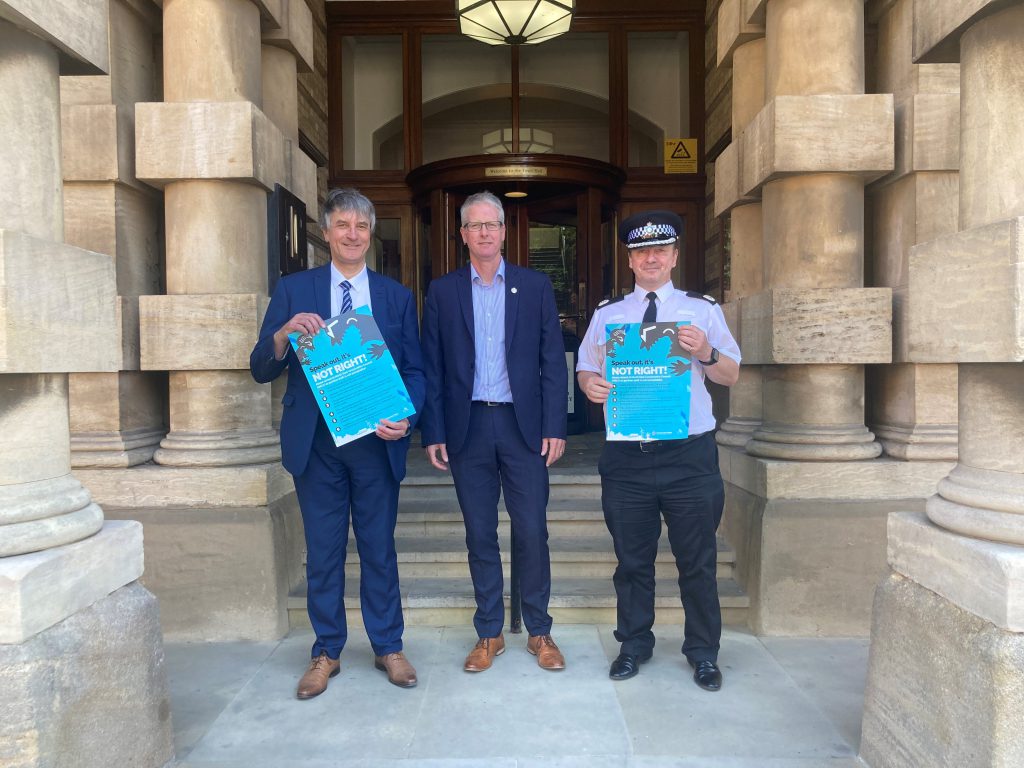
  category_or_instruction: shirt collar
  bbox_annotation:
[331,262,368,293]
[470,259,505,286]
[632,281,674,304]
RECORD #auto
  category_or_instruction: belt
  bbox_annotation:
[638,439,681,453]
[613,433,704,453]
[472,400,513,407]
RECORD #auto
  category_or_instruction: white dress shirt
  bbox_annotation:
[330,263,372,317]
[577,282,741,437]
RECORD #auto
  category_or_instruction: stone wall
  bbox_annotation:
[709,0,957,635]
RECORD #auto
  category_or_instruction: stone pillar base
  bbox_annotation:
[860,572,1024,768]
[71,427,165,468]
[77,464,303,641]
[719,446,953,635]
[716,416,760,447]
[153,428,281,467]
[873,423,958,461]
[747,424,882,461]
[0,582,175,768]
[0,475,104,558]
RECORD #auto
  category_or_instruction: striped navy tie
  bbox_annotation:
[340,280,353,314]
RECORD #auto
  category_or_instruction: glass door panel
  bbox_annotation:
[421,35,512,163]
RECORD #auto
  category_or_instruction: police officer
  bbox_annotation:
[576,210,740,691]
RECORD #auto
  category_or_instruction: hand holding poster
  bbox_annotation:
[289,306,416,446]
[605,321,692,441]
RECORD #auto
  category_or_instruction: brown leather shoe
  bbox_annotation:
[527,634,566,671]
[296,652,340,699]
[463,635,505,672]
[374,651,418,688]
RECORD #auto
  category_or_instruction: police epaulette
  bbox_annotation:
[596,294,628,308]
[686,291,718,305]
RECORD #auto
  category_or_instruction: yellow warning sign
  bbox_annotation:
[664,138,698,174]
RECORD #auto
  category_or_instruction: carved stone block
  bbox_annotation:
[906,216,1024,362]
[717,0,764,68]
[263,0,315,73]
[139,293,269,371]
[0,229,119,373]
[742,95,895,194]
[0,0,108,73]
[740,288,893,364]
[135,101,288,191]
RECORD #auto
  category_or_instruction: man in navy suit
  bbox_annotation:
[420,191,568,673]
[251,188,425,698]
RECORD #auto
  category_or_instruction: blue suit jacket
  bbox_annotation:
[420,263,567,455]
[250,265,425,482]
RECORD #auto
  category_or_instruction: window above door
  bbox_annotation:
[327,0,704,176]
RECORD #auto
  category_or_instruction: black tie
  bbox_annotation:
[643,291,658,323]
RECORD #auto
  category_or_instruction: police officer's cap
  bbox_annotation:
[618,210,684,249]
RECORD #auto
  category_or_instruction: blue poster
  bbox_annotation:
[289,306,416,447]
[604,321,691,441]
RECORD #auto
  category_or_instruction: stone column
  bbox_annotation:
[710,0,960,636]
[262,0,317,433]
[714,0,765,449]
[64,0,167,468]
[745,0,887,461]
[76,0,317,641]
[0,19,109,559]
[866,0,960,462]
[861,3,1024,766]
[149,0,279,467]
[0,4,172,765]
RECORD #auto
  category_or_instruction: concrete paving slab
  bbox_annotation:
[181,628,445,763]
[759,637,870,750]
[628,759,864,767]
[166,625,869,768]
[408,625,630,760]
[597,628,857,760]
[164,639,279,757]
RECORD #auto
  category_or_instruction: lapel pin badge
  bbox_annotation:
[511,287,518,294]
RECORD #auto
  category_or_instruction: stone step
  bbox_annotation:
[395,498,610,538]
[287,576,749,629]
[341,534,736,580]
[398,470,603,502]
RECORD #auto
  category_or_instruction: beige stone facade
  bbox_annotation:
[0,1,173,764]
[709,0,1023,761]
[1,0,1022,764]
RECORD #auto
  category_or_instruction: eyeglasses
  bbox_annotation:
[462,221,503,232]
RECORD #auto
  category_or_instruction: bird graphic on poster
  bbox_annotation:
[639,324,688,359]
[326,314,384,347]
[606,327,627,359]
[295,334,316,366]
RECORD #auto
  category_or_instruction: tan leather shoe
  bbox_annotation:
[527,634,566,671]
[374,651,418,688]
[296,652,340,699]
[463,635,505,672]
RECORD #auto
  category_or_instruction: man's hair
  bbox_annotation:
[460,191,505,226]
[321,187,376,232]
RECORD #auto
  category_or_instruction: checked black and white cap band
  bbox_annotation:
[618,210,684,249]
[625,222,678,248]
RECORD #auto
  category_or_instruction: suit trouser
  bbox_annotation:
[449,402,553,638]
[599,431,724,663]
[292,421,404,659]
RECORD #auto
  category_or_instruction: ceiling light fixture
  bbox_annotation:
[457,0,575,46]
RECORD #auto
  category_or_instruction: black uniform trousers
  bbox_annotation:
[599,430,724,663]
